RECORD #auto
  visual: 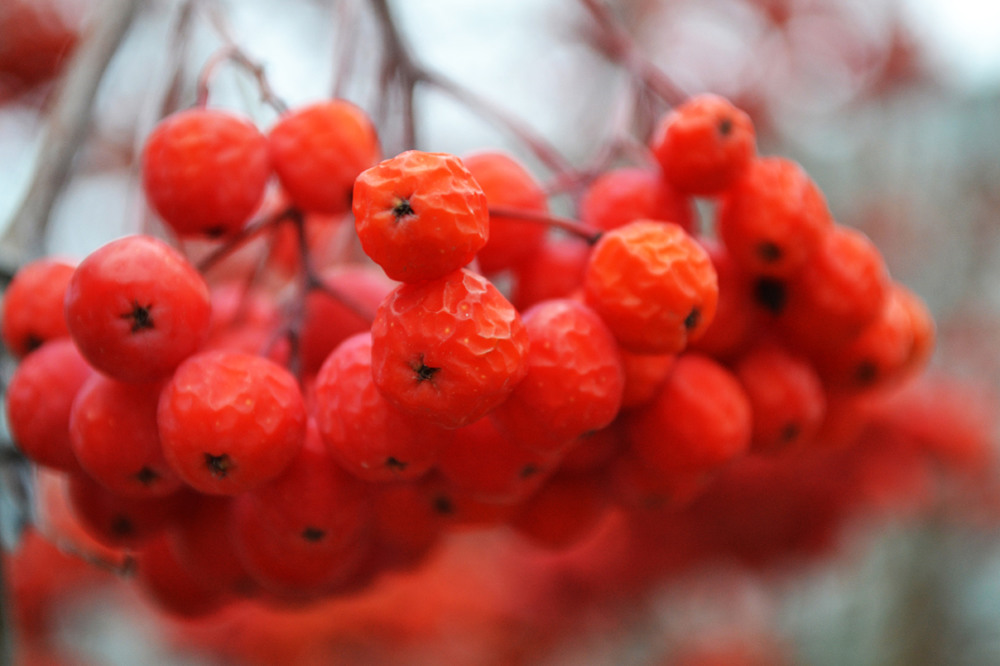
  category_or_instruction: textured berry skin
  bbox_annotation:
[142,108,271,237]
[158,350,307,495]
[580,167,695,233]
[371,269,529,429]
[716,157,833,277]
[69,375,182,498]
[584,221,718,354]
[6,338,91,471]
[462,151,549,273]
[1,257,75,357]
[64,235,212,384]
[650,94,756,196]
[269,99,380,214]
[313,333,452,481]
[353,150,489,282]
[491,299,625,452]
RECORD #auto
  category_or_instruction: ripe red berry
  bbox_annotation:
[650,94,756,196]
[64,235,212,384]
[268,99,381,214]
[462,150,549,273]
[510,235,590,310]
[584,220,718,354]
[157,350,307,495]
[352,150,489,282]
[1,257,75,357]
[142,108,271,237]
[511,472,610,550]
[370,268,529,429]
[618,347,676,409]
[579,166,695,233]
[687,239,759,360]
[134,534,231,618]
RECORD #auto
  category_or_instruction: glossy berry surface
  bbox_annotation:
[142,108,271,237]
[370,268,529,429]
[353,150,489,282]
[158,350,307,495]
[1,257,75,357]
[64,235,212,384]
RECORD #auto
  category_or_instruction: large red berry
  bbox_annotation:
[64,235,212,384]
[158,350,307,495]
[268,99,381,214]
[142,108,271,237]
[353,150,489,282]
[584,220,718,354]
[1,257,75,357]
[370,268,529,429]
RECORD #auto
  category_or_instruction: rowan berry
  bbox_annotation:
[64,235,212,384]
[370,481,445,567]
[512,472,610,550]
[462,150,549,273]
[313,332,451,481]
[6,338,92,471]
[734,344,826,454]
[716,157,833,277]
[142,108,271,237]
[559,422,623,475]
[135,534,231,618]
[268,99,380,214]
[686,239,759,360]
[157,350,306,495]
[166,496,257,596]
[1,257,74,357]
[492,299,624,452]
[69,375,182,498]
[627,353,752,479]
[370,268,529,429]
[896,284,935,378]
[352,150,489,282]
[584,220,717,354]
[650,94,756,196]
[510,235,590,310]
[579,167,695,233]
[618,347,676,409]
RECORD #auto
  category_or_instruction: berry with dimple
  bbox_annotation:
[69,375,181,498]
[6,338,92,471]
[313,333,452,481]
[716,157,833,277]
[268,99,380,214]
[353,150,489,282]
[370,268,529,429]
[142,108,271,237]
[64,235,212,384]
[579,167,695,233]
[1,257,75,357]
[462,150,549,273]
[157,350,307,495]
[650,93,757,196]
[584,220,718,354]
[490,299,625,453]
[734,344,826,454]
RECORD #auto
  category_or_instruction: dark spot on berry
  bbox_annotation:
[23,333,44,353]
[301,527,326,542]
[386,457,408,471]
[754,278,787,314]
[122,301,155,333]
[204,453,234,479]
[432,494,455,516]
[780,422,801,443]
[412,354,440,383]
[111,515,133,536]
[855,361,878,386]
[204,225,226,238]
[392,198,415,220]
[684,307,701,331]
[718,116,733,136]
[133,466,160,486]
[520,464,539,479]
[756,241,783,263]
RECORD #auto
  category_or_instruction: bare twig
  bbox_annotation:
[488,205,603,245]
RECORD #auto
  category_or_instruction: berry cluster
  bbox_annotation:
[3,92,938,615]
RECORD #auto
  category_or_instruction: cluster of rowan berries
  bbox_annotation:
[2,93,936,614]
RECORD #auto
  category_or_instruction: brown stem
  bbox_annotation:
[197,206,297,274]
[195,44,289,113]
[488,205,603,245]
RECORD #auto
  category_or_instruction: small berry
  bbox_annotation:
[1,257,75,357]
[510,235,590,310]
[579,167,694,233]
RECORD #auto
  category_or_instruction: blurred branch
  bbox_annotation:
[0,0,140,281]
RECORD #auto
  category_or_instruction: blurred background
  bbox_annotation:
[2,0,1000,664]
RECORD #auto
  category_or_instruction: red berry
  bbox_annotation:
[157,350,306,495]
[462,150,549,273]
[687,239,759,360]
[510,235,590,310]
[370,268,529,429]
[512,472,610,550]
[352,150,489,282]
[579,166,695,233]
[142,108,271,237]
[268,99,381,214]
[134,534,231,618]
[64,235,212,384]
[618,347,676,409]
[650,94,756,196]
[1,257,75,357]
[166,496,257,596]
[584,220,718,354]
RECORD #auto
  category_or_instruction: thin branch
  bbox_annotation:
[488,205,603,245]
